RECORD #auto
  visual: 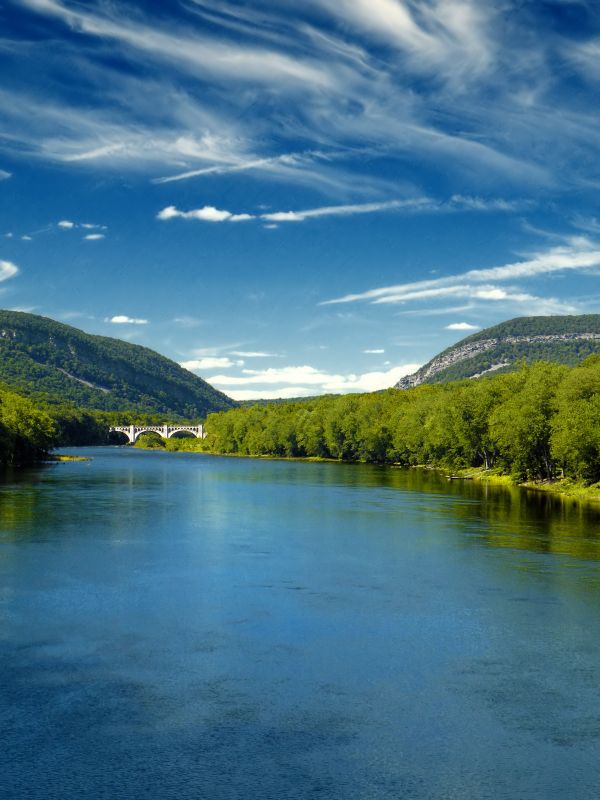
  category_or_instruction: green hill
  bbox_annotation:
[0,310,235,418]
[396,314,600,389]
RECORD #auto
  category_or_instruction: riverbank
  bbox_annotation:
[448,465,600,503]
[131,442,600,504]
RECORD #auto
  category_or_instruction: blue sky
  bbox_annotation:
[1,0,600,399]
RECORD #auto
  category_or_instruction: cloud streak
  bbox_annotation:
[322,239,600,307]
[157,195,520,226]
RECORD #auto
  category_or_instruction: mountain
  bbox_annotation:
[0,310,235,417]
[396,314,600,389]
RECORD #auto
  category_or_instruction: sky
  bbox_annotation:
[1,1,600,400]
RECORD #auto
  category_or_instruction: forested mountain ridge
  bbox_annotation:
[396,315,600,389]
[0,311,235,417]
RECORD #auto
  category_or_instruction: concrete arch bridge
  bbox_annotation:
[110,425,205,444]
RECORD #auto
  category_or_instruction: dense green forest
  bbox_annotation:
[0,310,235,416]
[198,357,600,485]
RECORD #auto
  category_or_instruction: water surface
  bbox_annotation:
[1,448,600,799]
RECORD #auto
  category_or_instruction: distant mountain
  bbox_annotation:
[396,315,600,389]
[0,310,235,417]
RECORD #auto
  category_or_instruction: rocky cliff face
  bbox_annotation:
[396,332,600,389]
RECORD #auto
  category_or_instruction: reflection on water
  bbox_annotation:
[4,453,600,560]
[1,448,600,799]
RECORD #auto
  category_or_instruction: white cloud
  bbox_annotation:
[84,233,105,241]
[207,362,421,396]
[363,348,385,354]
[446,322,480,331]
[59,220,106,232]
[0,260,19,281]
[181,357,242,370]
[0,169,11,181]
[106,315,148,324]
[21,235,32,241]
[157,205,252,222]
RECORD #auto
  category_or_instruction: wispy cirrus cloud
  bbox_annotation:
[20,0,332,89]
[0,169,11,181]
[322,239,600,310]
[8,0,598,197]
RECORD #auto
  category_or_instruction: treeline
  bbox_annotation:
[0,386,56,465]
[202,358,600,483]
[0,386,198,466]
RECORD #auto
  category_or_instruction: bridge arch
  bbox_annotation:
[109,424,205,444]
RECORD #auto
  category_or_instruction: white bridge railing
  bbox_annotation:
[109,425,205,444]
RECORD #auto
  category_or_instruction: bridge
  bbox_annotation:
[109,425,205,444]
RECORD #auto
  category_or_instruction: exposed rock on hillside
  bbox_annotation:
[396,316,600,389]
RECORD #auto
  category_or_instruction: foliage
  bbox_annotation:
[0,385,56,465]
[134,432,166,449]
[202,360,600,484]
[0,310,235,417]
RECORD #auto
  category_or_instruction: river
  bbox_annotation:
[1,447,600,798]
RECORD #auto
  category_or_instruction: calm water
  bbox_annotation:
[1,448,600,799]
